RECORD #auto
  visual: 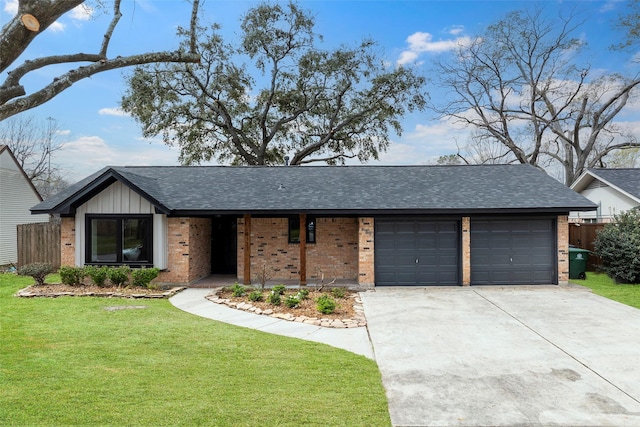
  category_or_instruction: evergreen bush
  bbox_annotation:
[593,209,640,283]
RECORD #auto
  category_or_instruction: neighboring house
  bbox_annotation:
[569,168,640,223]
[0,145,49,265]
[31,164,595,287]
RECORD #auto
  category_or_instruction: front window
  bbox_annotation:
[87,215,152,265]
[289,216,316,244]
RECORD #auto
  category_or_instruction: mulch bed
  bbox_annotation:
[209,287,367,328]
[16,283,185,299]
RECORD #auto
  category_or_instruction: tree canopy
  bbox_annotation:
[121,1,428,166]
[431,8,640,185]
[0,0,201,121]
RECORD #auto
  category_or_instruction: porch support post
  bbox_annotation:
[299,213,307,286]
[243,214,251,286]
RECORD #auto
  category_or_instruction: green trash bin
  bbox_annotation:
[569,246,590,280]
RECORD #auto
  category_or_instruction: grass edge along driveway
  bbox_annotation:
[572,272,640,310]
[0,274,391,426]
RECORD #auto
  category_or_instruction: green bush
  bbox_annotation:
[131,267,160,288]
[267,290,281,305]
[18,262,54,286]
[85,266,109,287]
[593,209,640,284]
[108,265,131,287]
[248,290,264,302]
[331,287,346,299]
[297,288,309,300]
[316,295,337,314]
[58,265,85,286]
[231,283,246,297]
[271,284,286,295]
[284,295,300,308]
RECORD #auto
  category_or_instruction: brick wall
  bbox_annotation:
[358,217,374,287]
[557,214,569,285]
[158,217,211,284]
[238,217,359,283]
[461,217,471,286]
[188,217,212,282]
[60,217,75,266]
[308,218,358,280]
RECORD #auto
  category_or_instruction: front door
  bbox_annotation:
[211,217,237,274]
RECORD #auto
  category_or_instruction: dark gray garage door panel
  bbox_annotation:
[471,219,556,285]
[376,219,459,286]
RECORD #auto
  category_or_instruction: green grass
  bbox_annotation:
[572,272,640,309]
[0,274,390,426]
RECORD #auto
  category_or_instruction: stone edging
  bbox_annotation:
[16,286,186,299]
[205,289,367,328]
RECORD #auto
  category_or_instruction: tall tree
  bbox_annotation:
[432,8,640,185]
[121,2,427,166]
[0,115,69,198]
[0,0,201,121]
[612,0,640,52]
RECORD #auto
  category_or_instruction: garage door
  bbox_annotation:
[471,218,556,285]
[375,219,459,286]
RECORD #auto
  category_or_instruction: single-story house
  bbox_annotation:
[0,145,49,265]
[569,168,640,223]
[31,164,596,287]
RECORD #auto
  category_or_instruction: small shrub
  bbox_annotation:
[593,209,640,284]
[316,294,337,314]
[331,287,346,299]
[131,267,160,288]
[284,294,300,308]
[297,289,309,300]
[108,265,131,287]
[267,290,281,305]
[85,265,109,287]
[248,290,264,302]
[58,265,85,286]
[18,262,54,286]
[272,284,286,295]
[231,283,246,297]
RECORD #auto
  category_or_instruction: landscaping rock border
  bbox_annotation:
[206,288,367,328]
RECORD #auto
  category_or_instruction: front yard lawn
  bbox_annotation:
[0,274,390,426]
[572,272,640,309]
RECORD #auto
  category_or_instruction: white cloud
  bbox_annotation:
[48,21,65,32]
[4,0,17,15]
[447,25,465,36]
[599,0,623,13]
[98,107,129,117]
[397,31,476,65]
[58,135,179,181]
[70,4,93,21]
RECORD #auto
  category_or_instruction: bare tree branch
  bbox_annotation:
[0,0,201,121]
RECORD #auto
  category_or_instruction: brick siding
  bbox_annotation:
[158,217,211,284]
[238,217,359,283]
[357,217,375,287]
[461,217,471,286]
[557,214,569,285]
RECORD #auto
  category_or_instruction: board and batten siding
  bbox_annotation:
[74,181,168,268]
[0,149,49,265]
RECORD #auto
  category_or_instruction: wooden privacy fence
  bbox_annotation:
[568,223,605,271]
[17,222,61,269]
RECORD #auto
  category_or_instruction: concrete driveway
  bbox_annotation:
[361,286,640,427]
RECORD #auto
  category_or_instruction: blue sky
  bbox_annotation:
[1,0,637,183]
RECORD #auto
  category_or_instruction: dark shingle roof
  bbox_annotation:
[32,164,596,215]
[584,168,640,201]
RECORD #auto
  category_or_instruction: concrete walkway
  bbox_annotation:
[169,288,374,359]
[362,286,640,427]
